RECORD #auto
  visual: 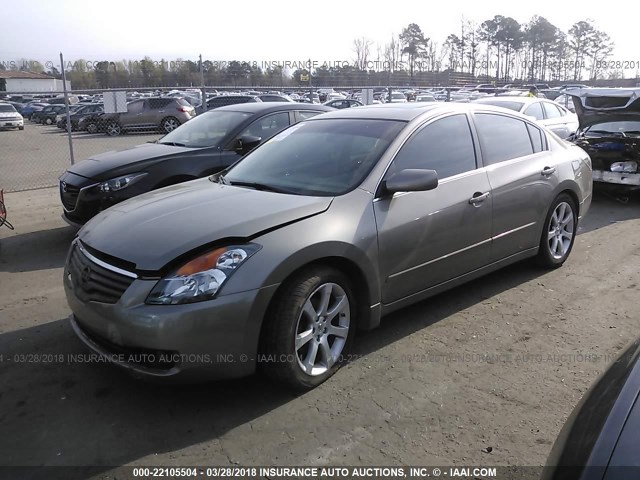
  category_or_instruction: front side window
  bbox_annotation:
[238,112,290,140]
[127,101,144,114]
[388,114,477,179]
[475,113,534,165]
[158,110,252,148]
[223,119,406,196]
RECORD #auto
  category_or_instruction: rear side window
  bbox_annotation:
[524,102,544,120]
[297,110,322,121]
[475,113,534,165]
[390,114,477,179]
[148,98,172,109]
[543,102,562,119]
[526,123,545,153]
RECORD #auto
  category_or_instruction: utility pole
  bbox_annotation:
[200,54,207,113]
[60,52,75,165]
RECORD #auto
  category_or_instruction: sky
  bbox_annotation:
[1,0,638,73]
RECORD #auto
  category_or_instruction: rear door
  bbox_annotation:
[374,113,493,303]
[473,112,559,262]
[121,100,145,128]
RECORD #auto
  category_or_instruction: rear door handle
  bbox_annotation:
[469,192,490,204]
[541,166,556,176]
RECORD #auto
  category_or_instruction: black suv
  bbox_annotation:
[58,103,333,226]
[32,104,66,125]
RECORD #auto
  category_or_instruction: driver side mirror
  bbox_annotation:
[380,169,439,196]
[235,135,262,155]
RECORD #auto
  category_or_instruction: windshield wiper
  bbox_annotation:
[158,141,187,147]
[226,180,293,194]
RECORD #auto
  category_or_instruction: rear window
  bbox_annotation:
[585,96,631,108]
[477,100,524,112]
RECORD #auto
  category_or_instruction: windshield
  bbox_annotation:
[159,110,252,148]
[222,119,406,196]
[476,100,524,112]
[585,121,640,137]
[0,104,17,113]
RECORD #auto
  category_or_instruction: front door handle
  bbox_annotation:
[541,166,556,176]
[469,192,490,204]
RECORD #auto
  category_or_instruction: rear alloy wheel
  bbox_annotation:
[537,193,577,268]
[86,122,98,134]
[105,122,122,136]
[45,117,53,125]
[261,267,355,390]
[161,117,180,133]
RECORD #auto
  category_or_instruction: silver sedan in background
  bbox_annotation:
[473,96,579,139]
[64,103,592,390]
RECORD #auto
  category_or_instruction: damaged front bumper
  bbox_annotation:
[592,170,640,187]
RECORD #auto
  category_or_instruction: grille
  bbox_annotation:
[60,181,80,211]
[68,243,135,304]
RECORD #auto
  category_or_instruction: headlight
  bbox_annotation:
[146,244,261,305]
[611,161,637,173]
[56,115,63,121]
[98,172,147,193]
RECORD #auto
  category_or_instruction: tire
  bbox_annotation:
[260,266,356,391]
[537,193,578,268]
[45,117,53,125]
[18,126,24,131]
[105,122,122,136]
[161,116,180,133]
[86,122,98,134]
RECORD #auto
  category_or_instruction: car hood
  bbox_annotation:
[66,143,196,180]
[570,88,640,130]
[79,178,333,272]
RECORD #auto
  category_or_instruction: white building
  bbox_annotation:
[0,71,71,93]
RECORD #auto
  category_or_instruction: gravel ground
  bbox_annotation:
[0,186,638,478]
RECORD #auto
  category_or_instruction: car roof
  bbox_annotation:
[306,102,445,121]
[474,96,538,105]
[211,102,332,114]
[307,102,538,122]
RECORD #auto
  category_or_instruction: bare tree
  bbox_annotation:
[353,37,373,71]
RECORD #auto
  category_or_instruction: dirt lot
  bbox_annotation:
[0,186,639,477]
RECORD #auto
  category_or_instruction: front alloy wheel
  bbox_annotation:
[295,282,350,376]
[261,266,355,390]
[106,122,122,136]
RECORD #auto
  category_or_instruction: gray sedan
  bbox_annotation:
[64,103,593,390]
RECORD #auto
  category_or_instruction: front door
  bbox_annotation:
[374,114,493,304]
